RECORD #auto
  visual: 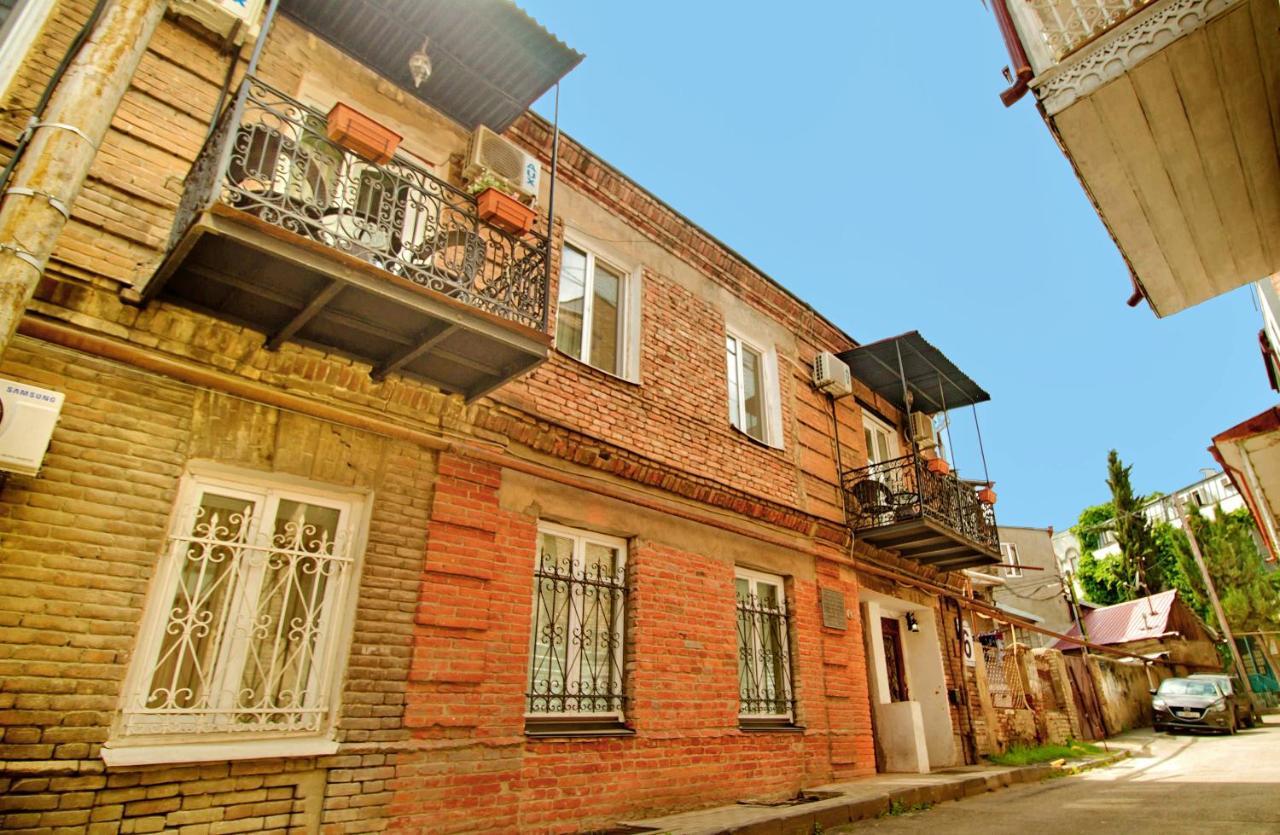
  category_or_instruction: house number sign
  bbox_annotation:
[820,588,846,630]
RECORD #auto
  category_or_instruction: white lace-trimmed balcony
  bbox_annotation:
[107,472,365,764]
[999,0,1280,317]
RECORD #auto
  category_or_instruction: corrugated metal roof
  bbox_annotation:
[1052,589,1178,650]
[836,331,990,415]
[280,0,583,131]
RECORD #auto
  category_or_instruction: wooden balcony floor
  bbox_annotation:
[151,206,549,401]
[857,517,1002,572]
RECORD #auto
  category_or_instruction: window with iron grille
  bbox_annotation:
[735,567,795,722]
[117,471,364,743]
[526,524,628,722]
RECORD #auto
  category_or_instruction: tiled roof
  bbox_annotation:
[1052,589,1178,650]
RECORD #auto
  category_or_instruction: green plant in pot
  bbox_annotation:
[467,170,536,235]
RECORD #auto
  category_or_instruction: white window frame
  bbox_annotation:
[0,0,56,102]
[1001,542,1023,578]
[105,465,369,766]
[734,566,795,722]
[862,410,900,468]
[725,329,783,449]
[525,522,628,721]
[555,231,642,382]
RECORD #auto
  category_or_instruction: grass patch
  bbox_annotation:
[986,739,1102,767]
[880,799,933,817]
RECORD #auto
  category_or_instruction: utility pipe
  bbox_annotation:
[0,0,169,361]
[17,316,1165,666]
[992,0,1033,106]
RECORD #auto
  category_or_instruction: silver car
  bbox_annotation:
[1151,677,1236,735]
[1189,673,1260,730]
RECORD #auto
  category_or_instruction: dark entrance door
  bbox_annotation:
[882,617,909,702]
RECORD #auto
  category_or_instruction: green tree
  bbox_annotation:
[1107,450,1165,596]
[1076,549,1129,605]
[1179,507,1280,634]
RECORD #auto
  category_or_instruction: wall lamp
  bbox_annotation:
[904,612,919,633]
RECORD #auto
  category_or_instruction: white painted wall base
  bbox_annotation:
[874,700,930,773]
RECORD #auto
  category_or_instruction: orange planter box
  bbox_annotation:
[475,187,537,235]
[326,103,402,164]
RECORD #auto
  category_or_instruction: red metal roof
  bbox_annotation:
[1052,589,1178,650]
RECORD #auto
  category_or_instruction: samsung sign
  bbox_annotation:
[0,379,64,476]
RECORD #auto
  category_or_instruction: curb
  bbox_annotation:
[672,751,1131,835]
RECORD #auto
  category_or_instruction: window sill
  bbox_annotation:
[100,736,339,768]
[729,422,784,452]
[738,720,805,733]
[551,348,641,387]
[524,717,635,739]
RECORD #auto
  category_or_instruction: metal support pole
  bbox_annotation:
[0,0,169,360]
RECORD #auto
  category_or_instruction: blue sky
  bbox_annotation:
[518,1,1277,529]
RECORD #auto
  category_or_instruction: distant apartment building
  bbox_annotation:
[983,526,1076,648]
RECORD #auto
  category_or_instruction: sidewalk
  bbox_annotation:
[616,744,1132,835]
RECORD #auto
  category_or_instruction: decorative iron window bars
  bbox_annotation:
[526,529,627,718]
[735,570,796,721]
[173,76,549,331]
[842,452,1000,552]
[121,480,356,737]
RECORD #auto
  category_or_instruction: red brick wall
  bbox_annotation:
[386,455,875,831]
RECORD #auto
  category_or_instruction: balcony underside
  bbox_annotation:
[151,206,549,400]
[1043,0,1280,316]
[856,518,1001,572]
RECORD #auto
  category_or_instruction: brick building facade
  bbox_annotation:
[0,2,1003,831]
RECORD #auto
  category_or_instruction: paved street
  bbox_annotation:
[838,718,1280,834]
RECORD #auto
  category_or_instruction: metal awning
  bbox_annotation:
[837,331,989,415]
[280,0,584,131]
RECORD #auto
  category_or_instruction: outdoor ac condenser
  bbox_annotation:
[0,379,64,477]
[465,126,541,201]
[912,412,938,451]
[170,0,264,44]
[812,352,852,398]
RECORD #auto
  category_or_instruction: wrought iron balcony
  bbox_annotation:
[842,453,1000,572]
[146,76,550,400]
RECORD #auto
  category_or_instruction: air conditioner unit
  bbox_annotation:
[812,352,852,397]
[171,0,264,45]
[0,379,65,477]
[465,126,541,201]
[912,412,938,451]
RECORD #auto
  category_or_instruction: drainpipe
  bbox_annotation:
[992,0,1033,106]
[0,0,169,360]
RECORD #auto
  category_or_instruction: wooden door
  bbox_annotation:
[881,617,909,703]
[1064,654,1105,740]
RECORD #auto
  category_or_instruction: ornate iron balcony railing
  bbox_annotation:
[172,76,548,331]
[1021,0,1156,63]
[842,453,999,553]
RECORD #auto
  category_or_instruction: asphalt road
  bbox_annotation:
[838,718,1280,834]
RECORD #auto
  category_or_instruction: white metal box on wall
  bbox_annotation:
[170,0,264,44]
[0,378,64,476]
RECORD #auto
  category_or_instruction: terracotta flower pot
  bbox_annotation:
[926,457,951,476]
[475,187,537,235]
[978,487,997,505]
[326,103,403,164]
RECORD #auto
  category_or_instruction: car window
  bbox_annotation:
[1157,679,1220,697]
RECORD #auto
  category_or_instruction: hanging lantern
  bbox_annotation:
[409,37,432,88]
